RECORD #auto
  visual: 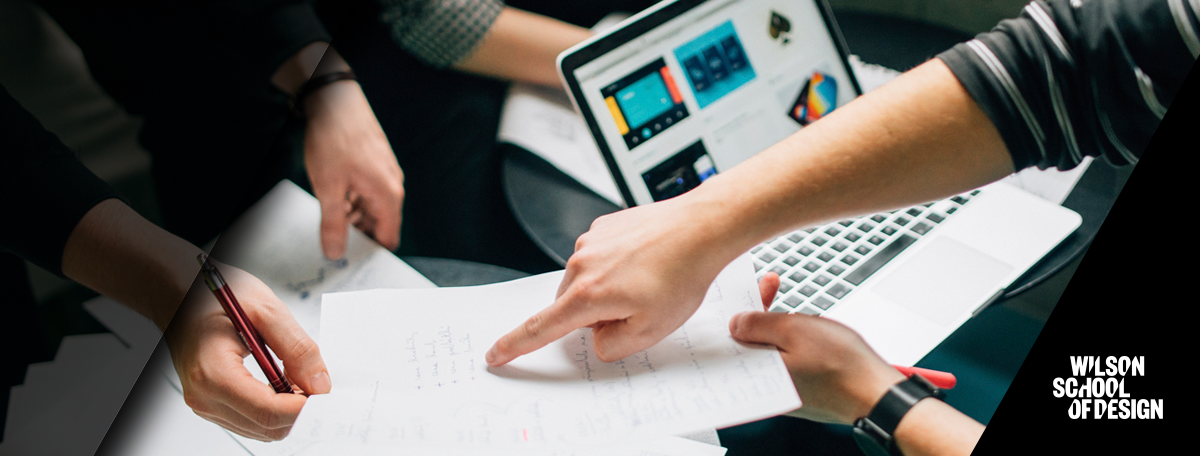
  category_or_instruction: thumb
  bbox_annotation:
[590,319,650,362]
[319,196,351,260]
[252,304,332,395]
[729,311,793,348]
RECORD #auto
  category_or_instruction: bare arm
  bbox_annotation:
[61,199,200,331]
[894,399,986,456]
[681,59,1014,264]
[454,7,592,87]
[59,198,329,441]
[487,59,1014,365]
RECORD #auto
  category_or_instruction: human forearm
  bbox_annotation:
[61,199,203,331]
[682,59,1015,260]
[454,7,592,87]
[893,398,986,456]
[488,53,1018,368]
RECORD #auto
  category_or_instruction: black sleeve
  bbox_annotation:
[937,0,1198,171]
[34,0,333,112]
[0,85,127,277]
[219,0,334,88]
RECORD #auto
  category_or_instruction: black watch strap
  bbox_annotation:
[852,374,946,456]
[293,70,358,113]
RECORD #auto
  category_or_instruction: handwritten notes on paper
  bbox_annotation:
[138,180,436,456]
[289,255,798,452]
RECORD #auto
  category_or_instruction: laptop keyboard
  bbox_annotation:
[755,189,981,315]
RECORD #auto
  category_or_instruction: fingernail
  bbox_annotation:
[729,313,743,336]
[310,371,331,394]
[485,347,497,365]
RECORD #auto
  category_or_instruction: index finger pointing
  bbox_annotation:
[485,293,603,367]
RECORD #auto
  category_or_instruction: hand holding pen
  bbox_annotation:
[162,255,330,441]
[197,254,294,394]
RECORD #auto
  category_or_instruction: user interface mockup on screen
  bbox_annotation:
[571,0,858,205]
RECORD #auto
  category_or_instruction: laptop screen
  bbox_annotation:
[566,0,860,205]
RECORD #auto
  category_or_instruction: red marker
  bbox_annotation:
[892,365,956,389]
[197,254,294,394]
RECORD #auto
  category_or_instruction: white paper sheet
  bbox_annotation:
[214,180,436,340]
[494,13,630,207]
[286,435,727,456]
[148,181,435,394]
[0,335,153,456]
[91,372,249,456]
[287,255,796,453]
[1000,156,1092,204]
[100,180,437,456]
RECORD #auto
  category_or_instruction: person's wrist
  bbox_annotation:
[845,363,907,424]
[299,77,363,120]
[678,183,764,262]
[272,42,331,97]
[155,247,206,332]
[298,73,358,114]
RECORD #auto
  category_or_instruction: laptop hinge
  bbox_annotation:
[972,289,1006,317]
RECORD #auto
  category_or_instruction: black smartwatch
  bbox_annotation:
[852,373,946,456]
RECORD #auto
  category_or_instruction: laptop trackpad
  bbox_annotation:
[872,237,1014,327]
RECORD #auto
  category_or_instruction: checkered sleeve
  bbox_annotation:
[380,0,505,68]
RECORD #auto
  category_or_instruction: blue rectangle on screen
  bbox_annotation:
[615,72,674,129]
[673,21,755,109]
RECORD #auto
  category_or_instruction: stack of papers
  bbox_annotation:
[72,181,778,456]
[285,254,795,454]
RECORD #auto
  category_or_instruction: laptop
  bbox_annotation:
[557,0,1082,366]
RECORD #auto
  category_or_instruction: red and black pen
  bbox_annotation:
[197,253,294,394]
[892,365,957,389]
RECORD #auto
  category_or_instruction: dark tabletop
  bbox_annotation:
[402,256,530,287]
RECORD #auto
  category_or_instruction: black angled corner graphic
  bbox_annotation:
[972,60,1197,454]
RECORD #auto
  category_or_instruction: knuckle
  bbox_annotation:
[251,299,283,323]
[590,214,610,230]
[571,277,602,303]
[288,336,321,364]
[566,251,585,270]
[779,318,805,345]
[522,313,544,338]
[571,232,590,250]
[491,337,512,356]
